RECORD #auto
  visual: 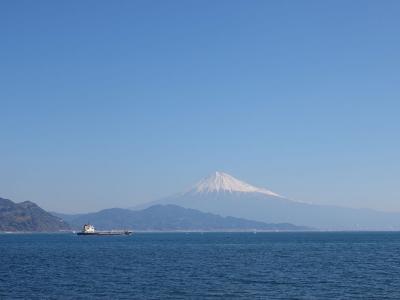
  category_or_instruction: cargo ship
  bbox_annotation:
[76,224,133,236]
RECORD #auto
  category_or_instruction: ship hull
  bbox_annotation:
[77,231,132,236]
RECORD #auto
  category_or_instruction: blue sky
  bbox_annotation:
[1,1,399,213]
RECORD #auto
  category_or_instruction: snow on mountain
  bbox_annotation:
[186,171,281,197]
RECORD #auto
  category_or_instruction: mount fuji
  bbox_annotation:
[187,171,281,197]
[136,171,400,230]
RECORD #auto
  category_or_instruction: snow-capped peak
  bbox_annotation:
[187,171,281,197]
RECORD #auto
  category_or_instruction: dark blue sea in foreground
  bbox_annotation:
[1,232,400,299]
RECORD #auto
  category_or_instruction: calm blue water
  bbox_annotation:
[1,232,400,299]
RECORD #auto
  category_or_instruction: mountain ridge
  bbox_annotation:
[0,197,70,232]
[54,204,310,231]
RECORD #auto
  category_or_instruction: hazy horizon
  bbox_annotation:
[1,1,400,213]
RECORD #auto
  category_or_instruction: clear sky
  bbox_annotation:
[1,1,399,213]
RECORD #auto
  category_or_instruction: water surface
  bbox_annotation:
[1,232,400,299]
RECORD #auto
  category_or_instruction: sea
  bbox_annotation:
[1,232,400,299]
